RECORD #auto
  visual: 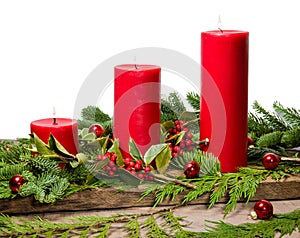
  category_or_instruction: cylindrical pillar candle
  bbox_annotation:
[114,64,161,157]
[30,118,79,155]
[200,30,249,172]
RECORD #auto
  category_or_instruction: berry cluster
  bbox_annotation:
[123,157,154,181]
[167,120,195,158]
[97,152,118,176]
[97,152,154,180]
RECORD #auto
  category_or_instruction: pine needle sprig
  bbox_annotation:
[186,92,200,111]
[0,142,31,164]
[273,101,300,128]
[252,101,289,131]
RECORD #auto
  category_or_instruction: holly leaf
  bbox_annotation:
[117,168,141,187]
[32,133,56,156]
[129,138,143,161]
[153,144,172,174]
[161,120,175,131]
[108,139,124,167]
[81,133,96,140]
[48,134,75,158]
[179,111,199,121]
[144,143,170,167]
[70,153,87,168]
[165,131,185,145]
[97,136,110,154]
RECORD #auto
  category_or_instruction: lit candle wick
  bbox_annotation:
[218,14,223,33]
[53,106,58,125]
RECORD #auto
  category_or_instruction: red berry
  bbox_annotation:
[88,124,104,138]
[134,163,142,171]
[184,161,200,179]
[144,166,151,173]
[186,133,193,139]
[262,153,280,170]
[129,161,135,167]
[248,136,254,147]
[137,173,144,179]
[254,200,273,219]
[124,157,132,166]
[9,174,26,192]
[136,160,143,166]
[108,171,115,176]
[183,127,190,133]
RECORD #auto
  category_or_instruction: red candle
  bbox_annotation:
[200,30,249,172]
[114,64,161,157]
[30,118,79,155]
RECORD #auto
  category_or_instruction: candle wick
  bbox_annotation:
[53,118,57,125]
[218,27,223,34]
[134,64,138,69]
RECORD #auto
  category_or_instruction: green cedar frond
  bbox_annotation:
[203,209,300,238]
[141,215,168,238]
[125,216,141,238]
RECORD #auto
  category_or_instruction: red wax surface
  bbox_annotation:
[200,30,249,172]
[30,118,79,155]
[114,64,161,156]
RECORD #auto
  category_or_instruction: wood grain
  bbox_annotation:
[1,174,300,215]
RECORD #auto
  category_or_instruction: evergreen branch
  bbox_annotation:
[252,101,289,131]
[273,101,300,128]
[141,214,169,237]
[256,131,283,148]
[0,207,299,237]
[81,106,111,123]
[186,92,200,111]
[125,216,141,238]
[202,209,300,238]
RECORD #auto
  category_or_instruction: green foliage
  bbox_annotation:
[201,209,300,238]
[81,105,111,124]
[186,91,200,111]
[248,101,300,148]
[0,208,299,237]
[161,92,187,122]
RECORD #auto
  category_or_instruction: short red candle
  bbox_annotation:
[200,30,249,172]
[30,118,79,155]
[114,64,161,156]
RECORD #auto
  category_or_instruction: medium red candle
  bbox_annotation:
[114,64,161,157]
[200,30,249,172]
[30,118,79,155]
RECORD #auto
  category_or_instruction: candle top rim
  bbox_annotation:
[115,64,160,71]
[202,30,249,36]
[31,118,77,126]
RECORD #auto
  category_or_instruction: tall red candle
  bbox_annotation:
[200,30,249,172]
[30,118,79,155]
[114,64,161,157]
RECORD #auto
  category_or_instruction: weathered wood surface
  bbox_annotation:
[1,174,300,215]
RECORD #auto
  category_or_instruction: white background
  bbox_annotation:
[0,0,299,139]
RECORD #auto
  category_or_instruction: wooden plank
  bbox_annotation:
[2,174,300,215]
